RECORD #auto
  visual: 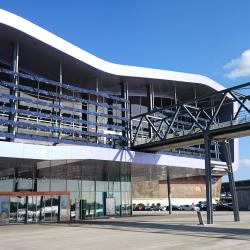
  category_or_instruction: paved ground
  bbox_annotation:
[1,211,250,250]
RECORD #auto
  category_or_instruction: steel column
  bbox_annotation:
[82,93,88,132]
[146,83,154,138]
[8,41,19,140]
[96,79,99,144]
[121,82,129,147]
[167,170,172,214]
[174,85,177,105]
[204,133,213,224]
[58,62,63,140]
[223,139,240,222]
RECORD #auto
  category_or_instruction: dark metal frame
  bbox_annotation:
[0,67,129,149]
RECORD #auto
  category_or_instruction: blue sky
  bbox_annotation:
[0,0,250,180]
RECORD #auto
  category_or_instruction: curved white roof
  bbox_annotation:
[0,9,224,91]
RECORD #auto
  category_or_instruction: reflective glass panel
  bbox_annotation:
[27,196,37,223]
[0,196,9,224]
[95,192,104,217]
[9,196,18,223]
[81,192,95,218]
[51,196,59,221]
[17,196,26,223]
[44,196,52,222]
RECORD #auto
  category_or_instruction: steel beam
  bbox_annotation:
[229,91,250,114]
[132,116,143,146]
[233,98,246,120]
[204,133,213,224]
[208,93,227,128]
[223,139,240,222]
[145,116,164,140]
[183,105,205,132]
[164,106,181,138]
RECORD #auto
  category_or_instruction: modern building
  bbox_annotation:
[0,9,238,224]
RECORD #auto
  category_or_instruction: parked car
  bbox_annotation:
[165,205,182,211]
[182,205,194,211]
[152,203,162,211]
[133,203,145,211]
[215,203,233,211]
[144,204,152,211]
[144,203,162,211]
[195,202,216,211]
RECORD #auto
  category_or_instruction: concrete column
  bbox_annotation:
[8,42,19,140]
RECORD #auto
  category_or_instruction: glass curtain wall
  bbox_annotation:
[0,158,132,220]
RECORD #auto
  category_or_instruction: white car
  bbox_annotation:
[181,205,193,211]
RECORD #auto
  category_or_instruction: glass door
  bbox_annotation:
[51,196,59,221]
[9,197,18,223]
[36,196,45,222]
[44,196,52,222]
[17,196,26,223]
[9,196,26,223]
[59,195,69,222]
[27,196,37,223]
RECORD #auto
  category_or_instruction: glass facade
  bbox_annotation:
[0,193,70,224]
[0,158,132,223]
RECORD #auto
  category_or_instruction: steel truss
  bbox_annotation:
[130,81,250,224]
[131,82,250,149]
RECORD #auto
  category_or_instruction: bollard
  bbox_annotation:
[195,207,204,225]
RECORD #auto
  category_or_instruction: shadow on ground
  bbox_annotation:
[43,219,250,242]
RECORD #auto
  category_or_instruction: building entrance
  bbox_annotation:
[0,192,70,225]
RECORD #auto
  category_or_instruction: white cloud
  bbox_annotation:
[239,158,250,168]
[224,49,250,79]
